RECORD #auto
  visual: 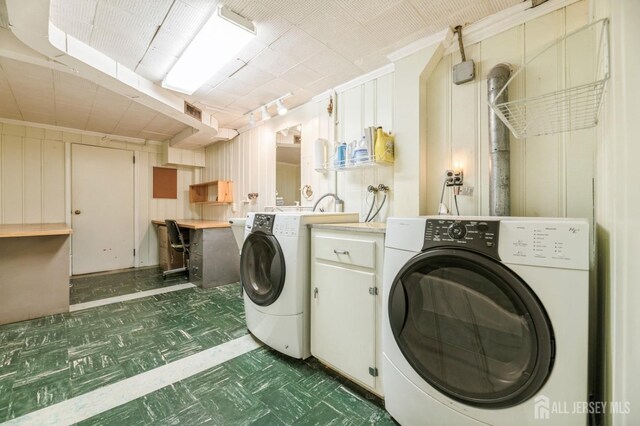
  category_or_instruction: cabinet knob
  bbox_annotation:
[74,210,81,215]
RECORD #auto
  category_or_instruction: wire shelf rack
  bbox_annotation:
[317,153,392,172]
[489,18,609,139]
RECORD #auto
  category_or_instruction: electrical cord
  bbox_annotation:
[438,178,447,215]
[454,194,460,216]
[367,193,387,222]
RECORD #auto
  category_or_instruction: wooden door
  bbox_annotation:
[71,144,134,274]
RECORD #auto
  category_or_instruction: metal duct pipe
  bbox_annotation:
[487,63,511,216]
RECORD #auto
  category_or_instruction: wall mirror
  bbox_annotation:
[275,124,301,206]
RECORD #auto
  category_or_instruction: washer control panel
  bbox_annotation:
[422,218,501,259]
[251,213,275,235]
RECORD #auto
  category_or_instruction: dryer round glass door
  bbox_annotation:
[388,248,554,408]
[240,232,286,306]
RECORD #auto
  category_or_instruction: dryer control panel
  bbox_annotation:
[251,214,275,235]
[422,218,501,259]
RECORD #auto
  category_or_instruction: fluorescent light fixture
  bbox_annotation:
[248,112,255,126]
[261,106,271,121]
[276,99,288,115]
[162,5,256,95]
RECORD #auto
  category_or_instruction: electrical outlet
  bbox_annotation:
[460,185,474,196]
[445,170,463,187]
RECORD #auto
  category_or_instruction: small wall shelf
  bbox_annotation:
[489,19,610,139]
[189,180,233,204]
[316,154,393,173]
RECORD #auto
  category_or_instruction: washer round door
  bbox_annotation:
[388,248,554,408]
[240,232,286,307]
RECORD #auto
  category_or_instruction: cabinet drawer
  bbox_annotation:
[314,235,376,269]
[190,230,203,256]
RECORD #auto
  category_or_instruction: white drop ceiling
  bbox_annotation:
[1,0,522,142]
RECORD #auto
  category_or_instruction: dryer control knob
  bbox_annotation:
[448,223,467,239]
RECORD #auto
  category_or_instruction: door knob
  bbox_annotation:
[74,210,81,215]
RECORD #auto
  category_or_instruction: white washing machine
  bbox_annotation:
[241,211,359,359]
[382,216,590,425]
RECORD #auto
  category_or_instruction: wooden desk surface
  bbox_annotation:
[152,219,231,230]
[0,223,73,238]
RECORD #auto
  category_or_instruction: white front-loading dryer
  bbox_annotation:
[382,216,590,426]
[241,212,358,359]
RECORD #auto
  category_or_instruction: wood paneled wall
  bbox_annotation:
[425,1,594,222]
[0,121,199,270]
[202,73,395,223]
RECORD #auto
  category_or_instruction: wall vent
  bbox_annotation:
[184,101,202,121]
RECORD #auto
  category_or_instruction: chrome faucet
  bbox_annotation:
[313,193,344,212]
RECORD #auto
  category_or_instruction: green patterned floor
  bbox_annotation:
[0,269,394,425]
[70,267,189,304]
[79,348,394,425]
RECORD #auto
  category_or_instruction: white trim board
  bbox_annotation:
[69,283,196,312]
[5,334,263,426]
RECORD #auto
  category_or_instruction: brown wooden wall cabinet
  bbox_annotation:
[189,180,233,204]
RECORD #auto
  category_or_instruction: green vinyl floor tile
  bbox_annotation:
[83,346,394,426]
[1,268,396,425]
[0,268,247,422]
[70,267,189,304]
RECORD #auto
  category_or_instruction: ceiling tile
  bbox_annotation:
[101,0,173,25]
[90,26,149,69]
[248,48,301,77]
[147,27,192,58]
[254,0,321,24]
[198,87,243,109]
[50,0,98,33]
[212,76,257,97]
[231,65,276,88]
[237,40,268,63]
[362,1,427,44]
[270,27,325,64]
[160,0,214,35]
[303,48,361,77]
[202,59,247,89]
[335,0,404,23]
[237,3,291,46]
[324,24,381,63]
[279,65,324,88]
[22,112,56,124]
[54,71,98,91]
[297,2,354,44]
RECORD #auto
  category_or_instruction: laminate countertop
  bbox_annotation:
[309,222,386,234]
[0,223,73,238]
[152,219,231,230]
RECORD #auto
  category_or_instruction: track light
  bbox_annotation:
[276,99,287,116]
[246,93,291,126]
[261,106,271,121]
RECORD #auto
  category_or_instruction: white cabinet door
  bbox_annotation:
[311,262,376,388]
